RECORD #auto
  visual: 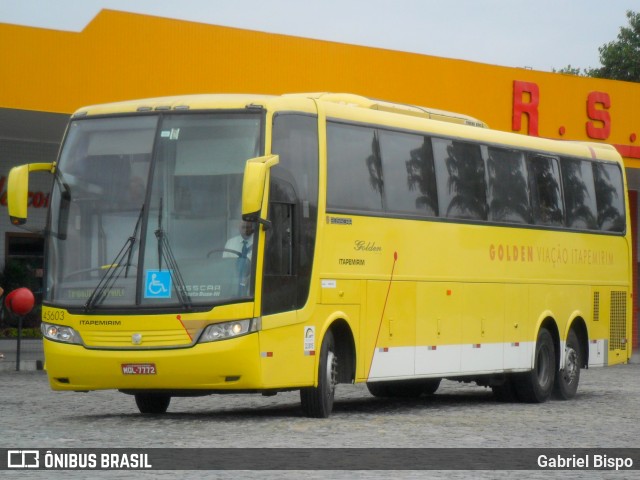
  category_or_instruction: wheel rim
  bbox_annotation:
[563,346,579,385]
[325,350,338,398]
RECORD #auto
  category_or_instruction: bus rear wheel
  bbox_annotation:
[514,327,555,403]
[134,393,171,414]
[300,330,337,418]
[553,329,581,400]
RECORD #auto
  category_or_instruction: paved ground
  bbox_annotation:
[0,339,44,371]
[1,349,639,479]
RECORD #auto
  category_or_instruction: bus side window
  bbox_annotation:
[561,157,598,230]
[527,154,564,227]
[593,162,626,232]
[379,130,438,217]
[433,138,487,221]
[485,147,531,224]
[327,122,384,212]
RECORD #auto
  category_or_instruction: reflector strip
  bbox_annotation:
[304,351,316,356]
[472,344,481,349]
[261,352,273,358]
[511,342,520,347]
[427,346,437,351]
[378,347,389,352]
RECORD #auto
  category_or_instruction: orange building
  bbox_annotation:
[1,10,639,350]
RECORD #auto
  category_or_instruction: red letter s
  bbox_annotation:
[586,91,611,140]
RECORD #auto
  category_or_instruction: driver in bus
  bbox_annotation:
[224,221,255,295]
[223,221,255,259]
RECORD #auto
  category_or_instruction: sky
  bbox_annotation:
[0,0,638,72]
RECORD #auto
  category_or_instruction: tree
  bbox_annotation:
[552,65,585,76]
[590,10,640,82]
[553,10,640,82]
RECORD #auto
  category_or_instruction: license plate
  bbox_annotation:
[121,363,156,375]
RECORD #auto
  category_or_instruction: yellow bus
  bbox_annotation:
[8,93,632,417]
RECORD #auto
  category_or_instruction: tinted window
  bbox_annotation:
[593,162,625,232]
[326,122,625,235]
[486,147,530,223]
[561,157,598,230]
[266,114,319,314]
[327,123,383,211]
[379,130,438,216]
[271,114,318,203]
[433,138,487,220]
[528,154,564,226]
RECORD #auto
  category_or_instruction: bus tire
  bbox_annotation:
[366,382,392,397]
[553,329,581,400]
[422,378,441,395]
[134,393,171,414]
[300,330,337,418]
[515,328,555,403]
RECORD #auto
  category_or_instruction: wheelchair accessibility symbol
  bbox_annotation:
[144,270,172,299]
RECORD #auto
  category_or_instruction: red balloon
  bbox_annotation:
[5,288,35,316]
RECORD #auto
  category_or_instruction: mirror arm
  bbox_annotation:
[242,213,272,231]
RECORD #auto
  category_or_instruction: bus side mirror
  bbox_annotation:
[7,162,55,225]
[242,154,279,225]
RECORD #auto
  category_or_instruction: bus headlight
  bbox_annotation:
[198,318,260,343]
[41,322,82,344]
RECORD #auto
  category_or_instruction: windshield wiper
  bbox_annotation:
[84,206,144,312]
[155,197,192,311]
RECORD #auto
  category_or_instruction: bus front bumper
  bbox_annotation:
[42,334,263,392]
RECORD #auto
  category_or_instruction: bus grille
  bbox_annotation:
[592,291,600,322]
[82,330,192,348]
[609,291,627,351]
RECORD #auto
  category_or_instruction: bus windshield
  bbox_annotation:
[46,112,263,310]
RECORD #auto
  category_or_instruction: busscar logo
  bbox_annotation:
[326,216,352,225]
[8,450,39,468]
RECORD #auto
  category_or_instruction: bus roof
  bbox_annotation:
[72,92,622,164]
[73,92,487,127]
[284,93,489,128]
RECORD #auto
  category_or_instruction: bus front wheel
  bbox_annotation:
[515,328,555,403]
[134,393,171,414]
[300,330,337,418]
